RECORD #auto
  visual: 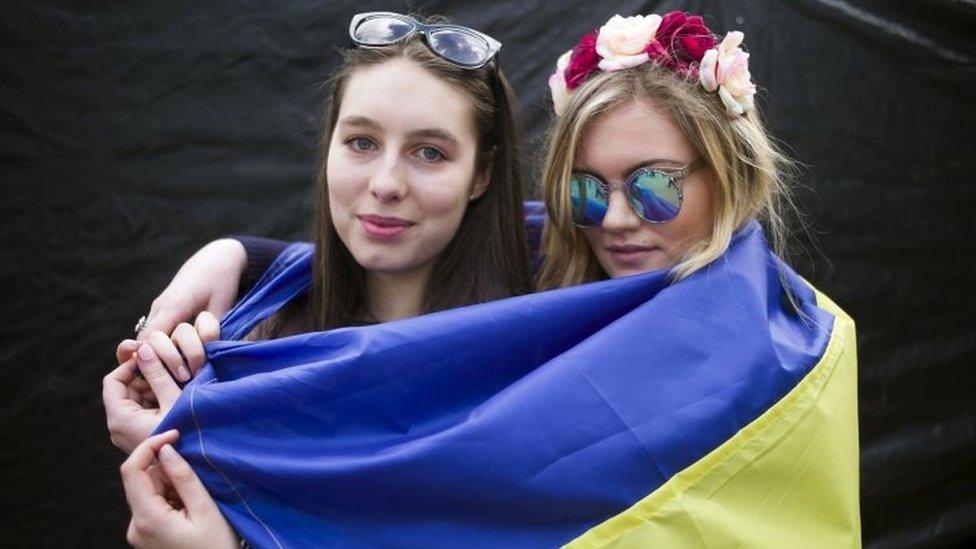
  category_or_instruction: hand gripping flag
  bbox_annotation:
[156,204,860,548]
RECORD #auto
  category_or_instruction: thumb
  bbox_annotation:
[157,443,219,519]
[117,339,139,365]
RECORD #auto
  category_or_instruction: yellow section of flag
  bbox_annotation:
[567,290,860,548]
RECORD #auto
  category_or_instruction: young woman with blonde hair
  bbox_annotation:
[539,12,794,287]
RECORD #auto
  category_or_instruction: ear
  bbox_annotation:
[469,150,494,201]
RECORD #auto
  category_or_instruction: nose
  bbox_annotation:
[600,187,642,232]
[368,152,408,202]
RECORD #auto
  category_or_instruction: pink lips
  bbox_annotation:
[605,244,660,264]
[358,214,415,240]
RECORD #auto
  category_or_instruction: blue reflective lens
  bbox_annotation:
[570,174,608,226]
[630,170,680,222]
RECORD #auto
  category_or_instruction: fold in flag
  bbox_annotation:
[157,203,861,548]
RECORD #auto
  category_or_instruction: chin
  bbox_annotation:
[354,246,433,275]
[607,266,646,279]
[603,259,670,279]
[353,250,408,272]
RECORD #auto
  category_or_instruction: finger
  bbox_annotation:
[171,323,206,375]
[135,344,182,408]
[137,297,188,343]
[131,384,158,409]
[148,330,191,383]
[140,390,159,409]
[147,463,165,493]
[127,375,153,408]
[157,443,216,518]
[146,464,178,507]
[120,430,180,518]
[103,358,139,411]
[129,376,150,394]
[195,311,221,343]
[104,358,151,452]
[126,383,142,403]
[117,339,139,365]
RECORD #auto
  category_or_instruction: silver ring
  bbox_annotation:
[134,315,149,335]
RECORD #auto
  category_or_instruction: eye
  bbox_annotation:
[345,136,376,152]
[416,146,446,163]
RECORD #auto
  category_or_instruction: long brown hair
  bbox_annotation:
[254,30,531,338]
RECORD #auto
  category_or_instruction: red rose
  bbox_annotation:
[565,31,600,90]
[645,38,668,62]
[654,11,716,70]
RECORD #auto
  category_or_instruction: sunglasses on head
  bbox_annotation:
[570,158,705,227]
[349,12,501,68]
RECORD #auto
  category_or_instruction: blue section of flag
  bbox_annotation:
[157,205,834,548]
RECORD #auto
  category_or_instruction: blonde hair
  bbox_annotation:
[536,63,797,290]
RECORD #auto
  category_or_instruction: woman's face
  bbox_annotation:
[575,99,713,278]
[327,58,488,276]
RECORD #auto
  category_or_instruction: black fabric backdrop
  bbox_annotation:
[1,1,974,547]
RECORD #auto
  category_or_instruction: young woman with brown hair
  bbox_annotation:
[107,13,534,545]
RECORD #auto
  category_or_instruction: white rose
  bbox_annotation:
[595,14,661,72]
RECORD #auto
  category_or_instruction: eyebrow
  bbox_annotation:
[338,116,460,147]
[406,128,460,147]
[339,115,382,130]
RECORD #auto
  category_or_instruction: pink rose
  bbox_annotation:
[548,50,572,116]
[565,31,600,90]
[595,14,661,72]
[699,31,756,116]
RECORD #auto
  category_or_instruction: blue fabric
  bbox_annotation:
[157,204,835,548]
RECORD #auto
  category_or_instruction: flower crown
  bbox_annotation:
[548,11,756,118]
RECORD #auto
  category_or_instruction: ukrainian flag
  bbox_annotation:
[157,207,860,548]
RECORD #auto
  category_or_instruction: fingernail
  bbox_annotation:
[177,366,191,382]
[159,444,177,461]
[137,344,154,361]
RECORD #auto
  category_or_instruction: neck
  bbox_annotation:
[364,263,433,322]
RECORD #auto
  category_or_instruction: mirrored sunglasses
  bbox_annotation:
[349,12,501,68]
[570,158,705,227]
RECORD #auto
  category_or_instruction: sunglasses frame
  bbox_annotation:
[570,157,705,227]
[349,12,502,69]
